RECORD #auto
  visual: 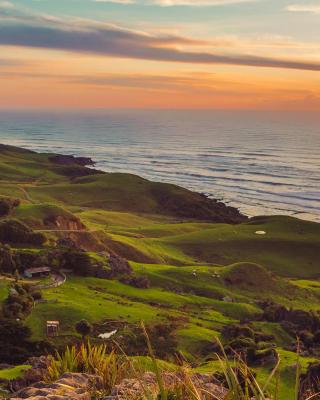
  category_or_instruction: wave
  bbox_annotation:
[0,109,319,221]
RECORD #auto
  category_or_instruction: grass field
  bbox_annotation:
[1,144,320,399]
[0,280,9,302]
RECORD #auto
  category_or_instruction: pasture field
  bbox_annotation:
[0,144,320,399]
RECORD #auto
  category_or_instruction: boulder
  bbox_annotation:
[11,373,102,400]
[108,254,132,276]
[103,372,227,400]
[49,155,95,167]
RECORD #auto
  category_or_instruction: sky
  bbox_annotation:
[0,0,319,109]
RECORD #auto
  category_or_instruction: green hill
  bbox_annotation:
[0,144,245,223]
[0,144,319,400]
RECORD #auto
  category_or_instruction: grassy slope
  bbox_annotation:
[0,280,8,302]
[0,144,320,399]
[160,216,320,277]
[0,365,31,380]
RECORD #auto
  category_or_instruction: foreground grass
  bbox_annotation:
[41,335,317,400]
[0,280,9,302]
[0,365,31,380]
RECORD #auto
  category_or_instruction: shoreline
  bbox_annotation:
[0,141,319,223]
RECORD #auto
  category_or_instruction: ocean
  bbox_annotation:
[0,109,319,222]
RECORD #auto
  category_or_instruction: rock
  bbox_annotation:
[103,372,227,400]
[11,373,102,400]
[45,216,85,231]
[96,267,112,279]
[49,155,95,167]
[10,356,52,393]
[108,253,132,277]
[0,363,13,370]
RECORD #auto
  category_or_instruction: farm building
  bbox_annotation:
[24,266,51,278]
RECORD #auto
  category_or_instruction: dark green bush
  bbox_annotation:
[31,290,42,301]
[75,319,92,339]
[0,199,11,217]
[0,244,16,274]
[2,283,34,319]
[65,250,93,276]
[0,318,53,363]
[0,219,46,245]
[114,322,178,360]
[0,197,20,218]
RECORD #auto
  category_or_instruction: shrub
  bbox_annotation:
[31,290,42,301]
[75,319,92,340]
[2,283,34,319]
[300,362,320,399]
[227,337,256,351]
[45,343,127,395]
[0,219,46,245]
[0,197,20,218]
[0,199,11,217]
[108,253,132,277]
[0,244,16,274]
[117,322,178,360]
[64,250,93,276]
[120,275,150,289]
[0,319,32,363]
[222,324,255,340]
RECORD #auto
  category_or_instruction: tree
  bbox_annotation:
[0,219,46,246]
[0,199,11,217]
[75,319,92,340]
[0,198,20,218]
[14,268,20,282]
[65,250,93,276]
[0,318,32,363]
[0,244,16,274]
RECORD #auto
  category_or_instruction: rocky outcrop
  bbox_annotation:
[54,231,105,252]
[152,186,247,224]
[44,215,85,231]
[10,370,227,400]
[49,155,95,167]
[11,372,102,400]
[108,253,132,276]
[103,372,227,400]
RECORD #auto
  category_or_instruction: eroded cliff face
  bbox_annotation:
[44,215,86,231]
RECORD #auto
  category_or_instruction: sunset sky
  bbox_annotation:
[0,0,319,109]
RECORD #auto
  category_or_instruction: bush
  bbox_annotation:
[2,283,34,319]
[0,318,53,364]
[0,199,11,217]
[63,250,93,276]
[117,323,178,360]
[222,324,255,340]
[0,318,32,363]
[299,330,315,347]
[120,275,150,289]
[45,343,126,395]
[0,244,16,274]
[300,362,320,398]
[0,219,46,245]
[75,319,92,339]
[31,290,43,301]
[0,197,20,218]
[108,253,132,277]
[228,337,256,351]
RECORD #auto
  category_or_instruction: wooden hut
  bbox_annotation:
[47,321,60,337]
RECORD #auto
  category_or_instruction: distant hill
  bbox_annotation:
[0,144,245,224]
